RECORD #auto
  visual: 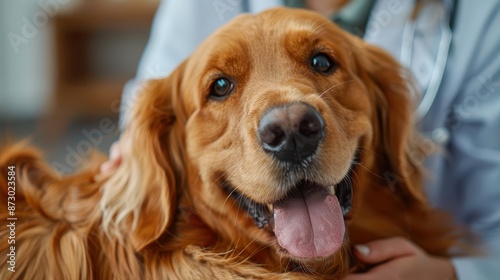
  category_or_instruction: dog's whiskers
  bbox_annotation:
[317,79,355,98]
[216,163,251,229]
[311,19,331,33]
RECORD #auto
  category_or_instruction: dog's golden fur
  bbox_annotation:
[0,8,458,279]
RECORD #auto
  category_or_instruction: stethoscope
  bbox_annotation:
[401,0,457,123]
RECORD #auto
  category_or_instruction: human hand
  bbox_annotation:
[344,237,456,280]
[99,141,122,174]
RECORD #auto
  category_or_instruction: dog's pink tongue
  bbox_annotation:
[274,188,345,258]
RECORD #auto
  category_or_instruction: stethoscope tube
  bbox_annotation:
[401,0,457,122]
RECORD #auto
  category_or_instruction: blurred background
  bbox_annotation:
[0,0,159,172]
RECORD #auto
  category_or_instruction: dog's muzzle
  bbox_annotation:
[258,102,324,164]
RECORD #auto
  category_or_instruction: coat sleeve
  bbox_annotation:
[445,2,500,279]
[449,70,500,279]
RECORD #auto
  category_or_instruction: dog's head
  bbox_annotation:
[103,7,427,272]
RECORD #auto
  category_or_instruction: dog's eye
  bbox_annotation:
[311,53,336,74]
[209,78,234,100]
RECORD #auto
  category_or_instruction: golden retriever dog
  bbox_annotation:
[0,8,458,279]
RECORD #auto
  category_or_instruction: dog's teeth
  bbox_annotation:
[328,185,336,195]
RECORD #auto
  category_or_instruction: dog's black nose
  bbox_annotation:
[258,103,324,163]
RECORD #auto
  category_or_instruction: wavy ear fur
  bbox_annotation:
[350,42,459,256]
[101,62,187,252]
[0,63,188,279]
[358,43,427,203]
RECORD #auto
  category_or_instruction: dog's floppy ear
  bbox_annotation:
[357,43,427,203]
[101,62,187,251]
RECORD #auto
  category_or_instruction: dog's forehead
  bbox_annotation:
[190,9,338,74]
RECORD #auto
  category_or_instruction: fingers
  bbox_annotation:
[100,141,122,174]
[353,237,420,264]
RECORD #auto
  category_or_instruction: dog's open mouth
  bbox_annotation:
[222,165,354,259]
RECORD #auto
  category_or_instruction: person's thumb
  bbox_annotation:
[354,237,418,264]
[100,141,122,174]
